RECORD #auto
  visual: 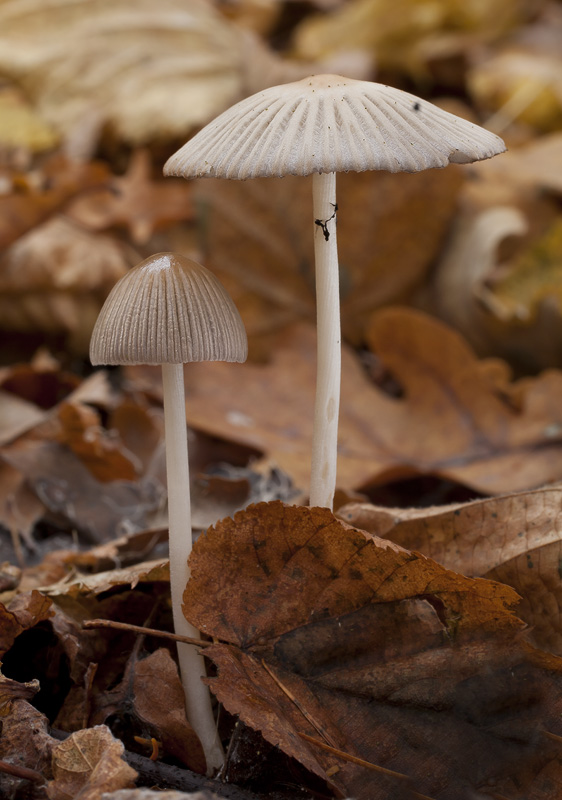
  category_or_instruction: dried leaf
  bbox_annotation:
[133,648,206,772]
[67,150,194,245]
[41,559,169,599]
[56,402,140,483]
[0,699,54,797]
[0,669,40,714]
[431,201,562,370]
[0,155,109,250]
[184,501,562,800]
[339,486,562,655]
[0,216,132,352]
[2,440,161,543]
[0,590,54,657]
[477,130,562,194]
[47,725,137,800]
[0,389,46,445]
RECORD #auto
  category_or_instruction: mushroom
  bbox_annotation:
[164,74,506,510]
[90,252,247,772]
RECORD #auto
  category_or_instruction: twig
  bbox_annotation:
[82,618,213,648]
[261,659,339,749]
[0,759,45,784]
[298,733,436,800]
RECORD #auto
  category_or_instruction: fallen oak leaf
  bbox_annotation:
[182,501,562,800]
[67,150,194,245]
[361,307,562,494]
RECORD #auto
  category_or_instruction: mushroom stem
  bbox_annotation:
[161,362,224,773]
[310,171,341,510]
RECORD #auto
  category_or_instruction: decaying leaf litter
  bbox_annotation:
[2,0,562,798]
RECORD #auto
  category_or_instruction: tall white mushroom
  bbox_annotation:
[90,252,247,773]
[164,74,506,510]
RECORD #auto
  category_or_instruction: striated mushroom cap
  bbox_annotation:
[164,73,506,180]
[90,252,248,365]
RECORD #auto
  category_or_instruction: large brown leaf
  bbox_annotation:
[183,501,562,800]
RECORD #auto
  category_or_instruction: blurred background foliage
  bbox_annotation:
[1,0,562,374]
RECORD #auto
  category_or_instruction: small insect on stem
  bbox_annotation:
[315,203,338,242]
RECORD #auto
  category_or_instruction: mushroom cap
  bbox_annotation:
[164,73,506,180]
[90,252,248,365]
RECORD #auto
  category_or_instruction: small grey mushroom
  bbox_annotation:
[90,252,247,773]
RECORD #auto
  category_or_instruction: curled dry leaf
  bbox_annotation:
[339,486,562,656]
[0,215,132,352]
[0,668,40,713]
[180,313,562,496]
[195,167,462,344]
[0,0,244,145]
[183,501,562,800]
[0,590,53,657]
[39,559,169,599]
[432,202,562,370]
[47,725,137,800]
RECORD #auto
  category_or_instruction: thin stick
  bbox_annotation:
[83,618,213,648]
[299,733,435,800]
[261,660,339,749]
[162,363,224,773]
[0,759,45,784]
[310,171,340,510]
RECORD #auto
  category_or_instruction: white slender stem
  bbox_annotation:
[161,362,224,774]
[310,171,340,510]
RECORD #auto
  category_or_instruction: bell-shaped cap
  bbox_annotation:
[164,74,506,180]
[90,252,248,365]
